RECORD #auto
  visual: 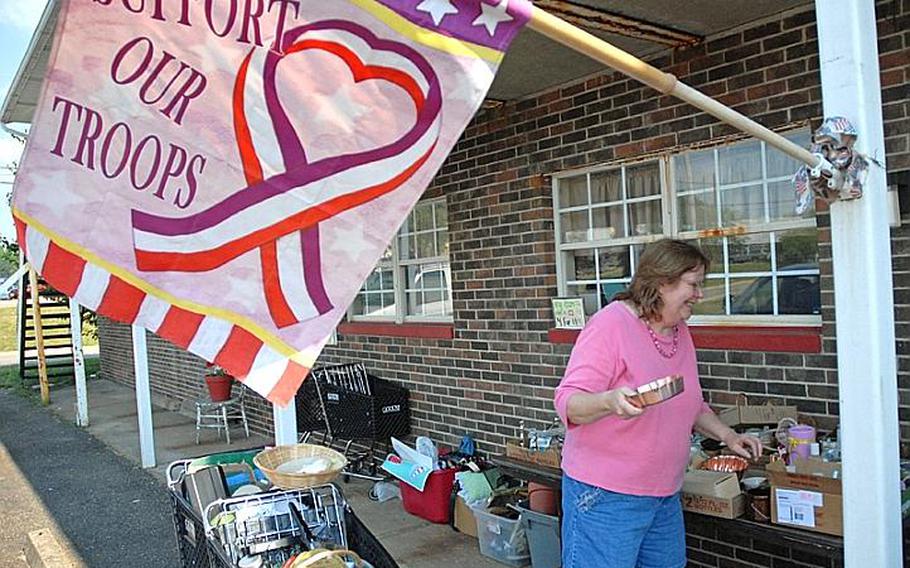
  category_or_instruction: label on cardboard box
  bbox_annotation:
[775,489,820,528]
[681,470,746,519]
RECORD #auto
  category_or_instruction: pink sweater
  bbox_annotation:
[554,302,711,496]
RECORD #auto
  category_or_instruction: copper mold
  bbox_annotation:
[627,374,684,408]
[699,455,750,477]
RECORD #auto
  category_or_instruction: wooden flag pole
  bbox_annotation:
[28,267,50,405]
[527,7,828,173]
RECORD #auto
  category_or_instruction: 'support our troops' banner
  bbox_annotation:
[12,0,530,405]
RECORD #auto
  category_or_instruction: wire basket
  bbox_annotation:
[204,484,348,566]
[254,444,347,489]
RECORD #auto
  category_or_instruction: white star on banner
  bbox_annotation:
[416,0,459,26]
[471,0,513,36]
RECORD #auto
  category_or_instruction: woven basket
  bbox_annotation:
[254,444,347,489]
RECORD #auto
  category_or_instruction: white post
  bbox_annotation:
[16,254,24,356]
[815,1,901,566]
[69,299,88,427]
[132,325,155,468]
[272,401,298,446]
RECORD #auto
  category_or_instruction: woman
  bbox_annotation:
[554,239,761,568]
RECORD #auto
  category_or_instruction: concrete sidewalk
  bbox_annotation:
[42,377,499,568]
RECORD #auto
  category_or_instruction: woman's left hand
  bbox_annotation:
[722,431,763,460]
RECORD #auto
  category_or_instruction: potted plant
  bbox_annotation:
[204,363,234,402]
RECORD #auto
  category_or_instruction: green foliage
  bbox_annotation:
[0,237,19,281]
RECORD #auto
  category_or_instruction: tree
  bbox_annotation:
[0,236,18,281]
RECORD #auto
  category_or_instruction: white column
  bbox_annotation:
[132,325,155,468]
[69,299,88,427]
[272,401,298,446]
[815,1,901,566]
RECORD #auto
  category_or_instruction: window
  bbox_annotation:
[554,129,818,324]
[350,199,452,322]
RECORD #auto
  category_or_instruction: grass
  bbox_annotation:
[0,357,101,398]
[0,304,98,352]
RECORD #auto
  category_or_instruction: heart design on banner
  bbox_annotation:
[131,20,443,328]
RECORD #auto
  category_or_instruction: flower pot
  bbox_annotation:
[205,374,233,402]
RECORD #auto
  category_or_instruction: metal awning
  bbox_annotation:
[1,0,812,126]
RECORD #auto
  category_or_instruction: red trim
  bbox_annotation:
[549,325,822,353]
[338,321,454,339]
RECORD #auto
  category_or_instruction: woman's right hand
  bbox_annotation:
[602,387,645,419]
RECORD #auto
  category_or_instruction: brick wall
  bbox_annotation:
[98,1,909,451]
[94,3,909,565]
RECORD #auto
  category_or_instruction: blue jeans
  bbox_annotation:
[561,475,686,568]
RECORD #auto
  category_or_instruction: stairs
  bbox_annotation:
[18,277,75,384]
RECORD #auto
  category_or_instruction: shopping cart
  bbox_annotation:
[296,363,410,479]
[168,458,399,568]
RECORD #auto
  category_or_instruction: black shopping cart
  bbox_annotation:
[167,458,398,568]
[296,363,410,478]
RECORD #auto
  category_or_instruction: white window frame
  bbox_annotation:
[349,198,453,324]
[553,129,820,327]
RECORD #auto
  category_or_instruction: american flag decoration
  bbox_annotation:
[12,0,531,405]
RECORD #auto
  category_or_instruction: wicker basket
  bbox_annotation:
[254,444,347,489]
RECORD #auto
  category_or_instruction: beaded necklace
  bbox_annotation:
[646,323,679,359]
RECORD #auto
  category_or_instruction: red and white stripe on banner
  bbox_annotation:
[16,218,309,406]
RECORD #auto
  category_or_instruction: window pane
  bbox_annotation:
[767,131,811,178]
[590,206,623,239]
[678,190,717,232]
[407,263,446,289]
[690,237,724,274]
[563,249,596,281]
[598,248,631,279]
[628,199,662,236]
[559,175,588,208]
[567,283,601,315]
[351,294,364,315]
[410,289,446,316]
[730,276,773,315]
[364,272,381,291]
[674,149,714,191]
[416,232,435,258]
[600,282,627,304]
[414,203,434,231]
[693,278,726,315]
[720,185,765,226]
[439,231,449,256]
[778,275,820,315]
[561,210,589,243]
[434,201,448,229]
[627,163,660,198]
[728,234,772,273]
[767,180,810,221]
[591,170,622,203]
[776,228,819,270]
[718,140,761,184]
[399,234,415,260]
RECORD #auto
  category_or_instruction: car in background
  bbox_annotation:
[4,282,18,300]
[730,265,820,315]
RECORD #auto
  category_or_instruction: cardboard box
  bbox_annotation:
[453,496,478,538]
[505,442,561,469]
[717,401,798,427]
[681,470,746,519]
[766,459,843,536]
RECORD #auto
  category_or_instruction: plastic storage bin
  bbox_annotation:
[399,467,456,523]
[474,506,531,567]
[517,501,561,568]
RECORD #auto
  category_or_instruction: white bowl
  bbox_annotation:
[741,476,767,491]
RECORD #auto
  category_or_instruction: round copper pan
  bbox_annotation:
[627,374,685,408]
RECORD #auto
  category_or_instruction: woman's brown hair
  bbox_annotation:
[613,239,710,322]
